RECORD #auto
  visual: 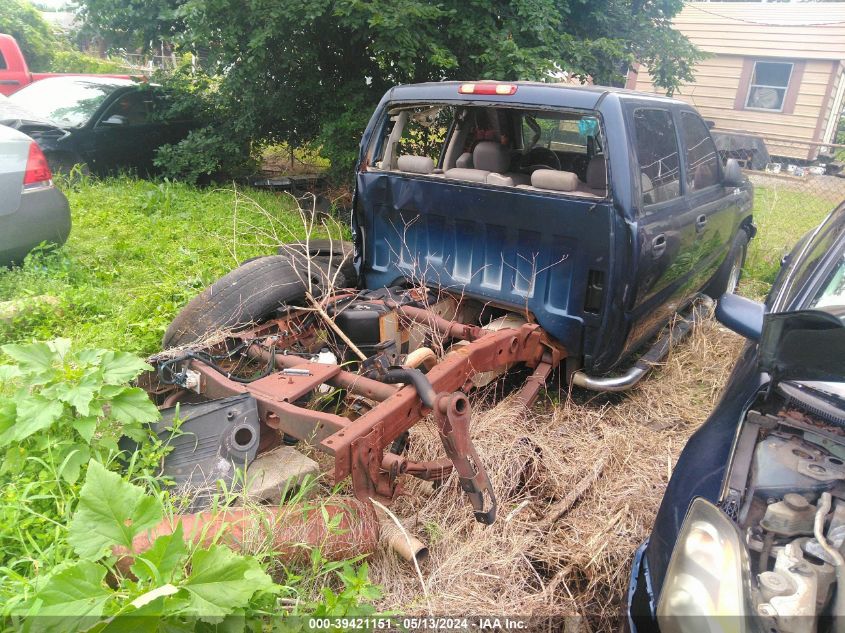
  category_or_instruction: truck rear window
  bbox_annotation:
[369,103,608,198]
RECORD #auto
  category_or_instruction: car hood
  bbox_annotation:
[759,306,845,385]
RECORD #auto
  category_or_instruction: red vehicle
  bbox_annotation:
[0,34,131,96]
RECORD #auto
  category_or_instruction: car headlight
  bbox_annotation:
[657,498,756,633]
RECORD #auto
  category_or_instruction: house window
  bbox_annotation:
[745,61,794,112]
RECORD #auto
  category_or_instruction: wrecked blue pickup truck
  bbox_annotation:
[145,81,755,524]
[353,81,755,386]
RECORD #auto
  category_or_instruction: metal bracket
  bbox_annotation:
[433,392,497,524]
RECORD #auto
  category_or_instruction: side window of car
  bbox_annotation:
[680,111,720,192]
[101,92,151,126]
[0,51,6,70]
[632,108,681,207]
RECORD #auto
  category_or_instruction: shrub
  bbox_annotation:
[0,338,383,624]
[0,339,160,568]
[49,50,128,74]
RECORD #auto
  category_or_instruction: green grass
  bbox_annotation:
[0,177,326,354]
[742,185,834,296]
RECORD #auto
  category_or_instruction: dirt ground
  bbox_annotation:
[363,315,745,631]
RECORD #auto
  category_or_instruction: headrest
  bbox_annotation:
[531,169,578,192]
[397,155,435,174]
[455,152,473,169]
[586,156,607,190]
[444,168,489,183]
[473,141,510,173]
[486,173,514,187]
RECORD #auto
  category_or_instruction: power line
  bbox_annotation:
[684,2,845,27]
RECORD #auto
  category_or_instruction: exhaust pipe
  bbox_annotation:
[380,518,429,564]
[113,498,379,572]
[571,296,713,392]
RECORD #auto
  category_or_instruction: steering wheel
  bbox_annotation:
[522,146,561,173]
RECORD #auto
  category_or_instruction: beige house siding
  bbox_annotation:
[674,3,845,60]
[629,2,845,161]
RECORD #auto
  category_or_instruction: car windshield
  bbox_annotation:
[811,255,845,313]
[10,79,122,128]
[801,255,845,394]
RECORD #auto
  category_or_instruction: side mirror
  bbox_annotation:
[723,158,744,187]
[715,293,764,341]
[101,114,128,126]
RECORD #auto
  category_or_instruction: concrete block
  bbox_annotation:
[245,446,319,504]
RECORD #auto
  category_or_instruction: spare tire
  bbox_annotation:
[163,255,309,348]
[277,239,357,289]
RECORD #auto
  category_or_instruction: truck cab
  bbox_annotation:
[0,34,130,96]
[354,81,755,378]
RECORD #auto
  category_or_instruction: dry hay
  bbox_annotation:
[368,316,745,630]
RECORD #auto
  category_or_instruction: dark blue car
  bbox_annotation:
[629,202,845,632]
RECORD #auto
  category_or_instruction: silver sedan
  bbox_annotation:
[0,124,70,265]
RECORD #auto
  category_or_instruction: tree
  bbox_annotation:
[78,0,184,52]
[0,0,57,71]
[91,0,703,181]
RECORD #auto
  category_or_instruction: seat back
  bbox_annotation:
[397,155,435,174]
[586,156,607,192]
[473,141,510,173]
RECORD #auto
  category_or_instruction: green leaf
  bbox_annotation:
[47,338,72,359]
[59,444,91,484]
[9,395,64,443]
[68,460,163,560]
[0,364,22,382]
[0,398,16,445]
[1,341,56,374]
[58,382,98,416]
[93,594,191,633]
[77,348,107,367]
[131,522,188,584]
[101,351,153,385]
[29,560,111,628]
[105,387,160,425]
[179,545,274,621]
[71,416,99,444]
[2,445,24,475]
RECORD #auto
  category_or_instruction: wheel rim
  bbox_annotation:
[726,249,743,293]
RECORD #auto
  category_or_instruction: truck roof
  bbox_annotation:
[385,80,679,110]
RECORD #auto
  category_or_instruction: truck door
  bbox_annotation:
[627,106,700,349]
[678,109,738,288]
[0,45,29,96]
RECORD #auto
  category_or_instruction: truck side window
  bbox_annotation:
[680,112,720,191]
[0,52,6,70]
[632,108,681,206]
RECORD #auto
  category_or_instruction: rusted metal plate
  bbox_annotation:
[248,361,341,403]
